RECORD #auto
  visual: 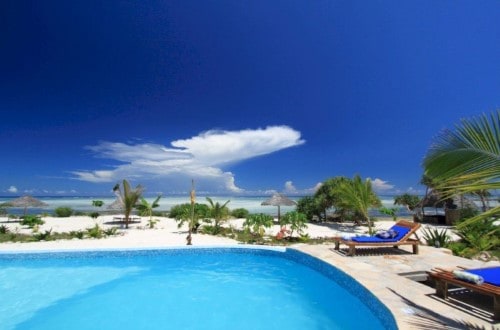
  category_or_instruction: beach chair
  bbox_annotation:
[427,266,500,320]
[334,220,421,256]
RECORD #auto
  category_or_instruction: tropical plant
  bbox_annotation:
[243,213,274,237]
[146,218,159,229]
[423,111,500,226]
[0,225,9,234]
[421,226,450,248]
[21,215,44,228]
[135,195,162,223]
[33,229,52,241]
[471,189,491,212]
[313,176,350,221]
[171,203,208,220]
[393,194,421,212]
[296,196,322,221]
[69,230,85,239]
[230,208,249,219]
[455,218,499,254]
[92,200,104,208]
[206,197,230,234]
[87,224,104,238]
[90,200,104,219]
[335,175,381,234]
[379,207,398,221]
[279,211,308,237]
[54,207,73,217]
[104,227,118,236]
[112,179,144,229]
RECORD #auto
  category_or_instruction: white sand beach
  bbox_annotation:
[0,214,391,251]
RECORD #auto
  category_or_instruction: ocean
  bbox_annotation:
[0,195,411,217]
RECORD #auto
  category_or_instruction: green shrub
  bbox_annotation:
[201,225,219,235]
[296,196,322,221]
[86,224,103,238]
[169,203,209,219]
[90,212,100,219]
[70,230,85,239]
[103,227,118,236]
[457,206,479,223]
[33,229,52,241]
[147,218,158,229]
[230,208,249,219]
[280,211,308,237]
[243,213,274,236]
[379,207,398,221]
[54,207,73,217]
[455,218,499,253]
[422,226,450,248]
[21,215,44,228]
[0,225,9,234]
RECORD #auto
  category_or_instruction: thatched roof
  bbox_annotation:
[1,195,48,215]
[107,198,124,210]
[2,195,48,208]
[261,193,297,206]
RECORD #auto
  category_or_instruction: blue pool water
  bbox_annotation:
[0,247,397,329]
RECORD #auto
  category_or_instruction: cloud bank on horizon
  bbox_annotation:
[71,126,305,193]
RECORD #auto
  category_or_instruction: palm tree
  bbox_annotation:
[471,189,491,212]
[112,179,144,229]
[136,195,162,222]
[314,176,350,221]
[206,197,230,233]
[423,111,500,225]
[393,193,421,213]
[336,175,381,234]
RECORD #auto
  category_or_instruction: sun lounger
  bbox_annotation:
[427,266,500,320]
[334,220,421,256]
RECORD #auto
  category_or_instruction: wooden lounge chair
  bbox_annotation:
[427,266,500,320]
[334,220,421,256]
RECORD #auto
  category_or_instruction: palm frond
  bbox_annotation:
[456,205,500,229]
[423,110,500,196]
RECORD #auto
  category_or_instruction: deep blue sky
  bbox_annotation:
[1,1,499,196]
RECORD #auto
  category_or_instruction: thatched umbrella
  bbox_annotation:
[2,195,48,215]
[261,193,297,221]
[107,198,124,211]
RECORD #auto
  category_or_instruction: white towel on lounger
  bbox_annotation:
[452,270,484,285]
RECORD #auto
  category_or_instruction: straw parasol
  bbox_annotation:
[261,193,297,221]
[107,198,124,211]
[2,195,48,215]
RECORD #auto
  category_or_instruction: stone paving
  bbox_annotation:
[294,243,500,329]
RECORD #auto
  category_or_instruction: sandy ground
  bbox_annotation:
[0,214,447,252]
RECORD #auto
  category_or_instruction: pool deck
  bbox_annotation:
[294,244,500,330]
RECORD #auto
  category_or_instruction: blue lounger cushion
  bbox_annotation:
[351,225,411,243]
[466,267,500,286]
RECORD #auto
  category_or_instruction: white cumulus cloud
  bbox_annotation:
[283,181,298,194]
[71,126,304,193]
[370,178,395,192]
[7,186,18,193]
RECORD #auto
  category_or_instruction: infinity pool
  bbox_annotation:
[0,247,396,329]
